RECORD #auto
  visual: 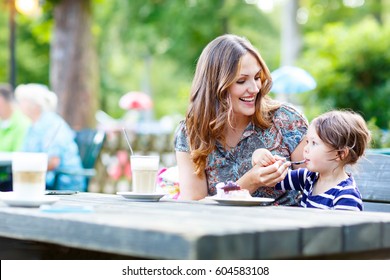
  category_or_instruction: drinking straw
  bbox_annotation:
[122,127,134,155]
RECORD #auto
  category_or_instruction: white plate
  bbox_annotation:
[116,192,165,202]
[208,196,275,206]
[0,192,59,208]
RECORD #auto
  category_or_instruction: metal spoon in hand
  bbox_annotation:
[290,159,306,165]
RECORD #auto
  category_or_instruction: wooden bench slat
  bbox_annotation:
[351,153,390,212]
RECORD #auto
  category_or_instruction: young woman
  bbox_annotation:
[175,34,308,204]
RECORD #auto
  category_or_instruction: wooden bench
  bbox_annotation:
[351,153,390,212]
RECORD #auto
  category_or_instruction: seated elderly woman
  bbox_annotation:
[15,83,86,192]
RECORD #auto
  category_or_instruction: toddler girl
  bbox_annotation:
[252,110,371,211]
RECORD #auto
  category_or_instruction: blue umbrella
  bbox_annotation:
[271,66,316,94]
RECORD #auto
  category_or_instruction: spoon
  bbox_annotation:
[290,159,306,165]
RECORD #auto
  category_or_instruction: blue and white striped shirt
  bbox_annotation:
[276,168,363,211]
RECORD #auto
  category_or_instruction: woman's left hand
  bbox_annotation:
[238,159,291,193]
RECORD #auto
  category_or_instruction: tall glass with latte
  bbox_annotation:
[130,155,159,193]
[12,152,48,198]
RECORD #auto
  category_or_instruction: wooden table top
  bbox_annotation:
[1,192,390,259]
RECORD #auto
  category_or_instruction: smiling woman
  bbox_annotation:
[174,34,308,205]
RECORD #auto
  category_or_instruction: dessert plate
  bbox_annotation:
[116,192,165,202]
[208,196,274,206]
[0,192,59,208]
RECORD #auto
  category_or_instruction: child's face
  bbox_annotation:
[303,124,339,173]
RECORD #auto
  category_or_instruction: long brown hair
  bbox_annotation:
[186,34,280,176]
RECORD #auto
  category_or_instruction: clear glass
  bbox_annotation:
[12,152,48,198]
[130,155,160,193]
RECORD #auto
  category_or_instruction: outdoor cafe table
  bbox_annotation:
[1,192,390,259]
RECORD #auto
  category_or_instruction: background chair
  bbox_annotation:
[53,129,106,191]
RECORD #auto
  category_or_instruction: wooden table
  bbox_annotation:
[1,192,390,260]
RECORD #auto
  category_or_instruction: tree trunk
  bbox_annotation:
[50,0,98,130]
[280,0,301,66]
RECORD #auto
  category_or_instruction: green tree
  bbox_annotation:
[0,1,10,82]
[0,0,51,87]
[1,0,280,121]
[49,0,98,129]
[300,18,390,128]
[302,0,387,31]
[94,0,278,118]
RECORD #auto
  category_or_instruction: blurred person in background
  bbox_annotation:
[0,83,30,152]
[15,83,86,192]
[0,84,30,192]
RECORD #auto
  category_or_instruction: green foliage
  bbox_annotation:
[0,2,8,81]
[0,3,52,86]
[15,15,51,85]
[0,0,280,120]
[367,118,383,148]
[300,17,390,129]
[302,0,384,31]
[382,130,390,148]
[366,118,390,149]
[93,0,278,119]
[5,0,389,130]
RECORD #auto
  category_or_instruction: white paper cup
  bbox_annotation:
[130,155,159,193]
[12,152,48,199]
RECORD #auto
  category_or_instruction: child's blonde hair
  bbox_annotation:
[311,110,371,165]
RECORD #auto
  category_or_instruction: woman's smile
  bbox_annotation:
[239,95,256,103]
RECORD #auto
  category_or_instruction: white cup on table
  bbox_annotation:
[12,152,48,199]
[130,155,159,193]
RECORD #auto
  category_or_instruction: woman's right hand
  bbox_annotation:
[238,159,291,194]
[251,148,276,167]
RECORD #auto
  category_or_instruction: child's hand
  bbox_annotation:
[252,148,276,167]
